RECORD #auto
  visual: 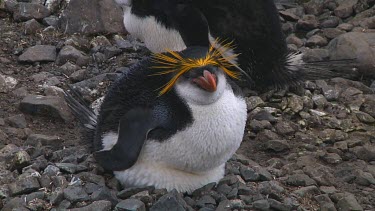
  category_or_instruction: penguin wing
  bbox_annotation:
[94,107,161,171]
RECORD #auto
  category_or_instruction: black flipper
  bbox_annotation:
[94,108,160,171]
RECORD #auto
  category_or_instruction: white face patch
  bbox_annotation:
[101,132,119,151]
[123,7,187,53]
[175,71,227,105]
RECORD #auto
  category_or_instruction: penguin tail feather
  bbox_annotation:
[269,52,359,89]
[64,86,97,133]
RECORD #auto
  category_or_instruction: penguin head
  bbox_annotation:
[151,45,240,105]
[117,0,207,52]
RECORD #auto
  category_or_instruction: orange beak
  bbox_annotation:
[192,70,217,92]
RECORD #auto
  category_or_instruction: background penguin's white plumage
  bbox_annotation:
[66,4,247,193]
[116,0,358,89]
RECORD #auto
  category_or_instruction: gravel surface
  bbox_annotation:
[0,0,374,210]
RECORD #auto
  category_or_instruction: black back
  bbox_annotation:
[192,0,288,89]
[94,58,193,151]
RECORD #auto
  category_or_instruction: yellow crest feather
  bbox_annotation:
[151,38,241,96]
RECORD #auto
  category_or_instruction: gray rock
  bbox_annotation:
[2,197,27,211]
[286,174,317,187]
[293,186,320,198]
[338,23,354,31]
[306,35,328,47]
[150,190,188,211]
[265,140,290,152]
[321,153,342,164]
[314,194,336,211]
[20,95,73,122]
[246,96,265,111]
[334,0,358,18]
[26,134,61,149]
[49,189,64,205]
[355,170,375,186]
[322,28,346,39]
[0,74,18,93]
[275,121,296,135]
[297,15,319,31]
[355,111,375,123]
[321,17,340,28]
[117,187,153,199]
[59,62,80,76]
[362,95,375,117]
[63,186,90,203]
[268,199,291,211]
[196,195,216,208]
[287,95,304,113]
[9,176,40,196]
[6,114,27,128]
[12,87,28,98]
[279,10,300,21]
[253,199,270,211]
[115,199,146,211]
[336,193,363,211]
[55,163,88,174]
[240,166,260,182]
[59,0,125,35]
[286,34,304,47]
[359,16,375,29]
[11,150,31,170]
[23,19,43,35]
[328,32,375,77]
[43,15,59,27]
[91,187,119,206]
[303,0,324,15]
[56,45,89,66]
[352,145,375,161]
[71,200,112,211]
[302,48,330,62]
[18,45,56,63]
[13,3,50,21]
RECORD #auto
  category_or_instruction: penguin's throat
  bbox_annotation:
[192,70,217,92]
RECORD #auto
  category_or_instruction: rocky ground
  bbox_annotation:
[0,0,375,210]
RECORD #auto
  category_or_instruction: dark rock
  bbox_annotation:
[279,10,300,21]
[150,190,188,211]
[246,96,265,111]
[334,0,358,18]
[43,15,59,27]
[352,145,375,161]
[59,62,80,76]
[91,187,119,207]
[302,49,330,62]
[20,95,73,122]
[12,87,28,98]
[355,111,375,123]
[303,0,324,15]
[55,163,88,174]
[59,0,125,35]
[2,197,27,211]
[292,186,320,198]
[322,28,346,39]
[321,153,343,164]
[337,23,354,31]
[9,176,40,196]
[18,45,56,63]
[49,189,64,205]
[286,174,317,187]
[314,194,336,211]
[217,184,232,195]
[115,199,146,211]
[63,186,90,203]
[336,193,363,211]
[56,45,89,66]
[26,134,61,150]
[117,187,153,199]
[268,199,291,211]
[71,200,112,211]
[70,69,87,82]
[6,114,27,128]
[265,140,290,152]
[297,15,319,30]
[306,35,328,47]
[286,34,304,47]
[253,199,270,211]
[196,195,216,208]
[240,166,260,182]
[13,3,50,21]
[355,170,375,186]
[23,19,43,35]
[321,17,340,28]
[191,183,216,197]
[275,122,296,135]
[25,191,45,203]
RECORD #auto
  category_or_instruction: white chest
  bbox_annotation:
[140,89,247,172]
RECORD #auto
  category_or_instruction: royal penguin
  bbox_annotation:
[66,3,247,193]
[115,0,356,89]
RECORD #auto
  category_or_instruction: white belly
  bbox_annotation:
[114,88,247,192]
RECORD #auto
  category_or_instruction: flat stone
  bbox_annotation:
[23,19,43,35]
[355,111,375,124]
[55,163,88,174]
[245,96,265,111]
[115,199,146,211]
[6,114,27,128]
[71,200,112,211]
[13,3,50,21]
[355,170,375,186]
[18,45,56,63]
[336,193,363,211]
[275,121,296,135]
[322,28,346,39]
[56,45,89,66]
[49,189,64,205]
[59,0,125,35]
[338,23,354,31]
[286,34,304,47]
[352,145,375,162]
[321,153,342,164]
[63,186,90,203]
[20,95,73,122]
[9,176,40,196]
[286,174,317,187]
[43,15,59,27]
[293,186,320,198]
[240,166,260,182]
[253,199,270,211]
[268,199,291,211]
[334,0,358,18]
[321,17,340,28]
[196,195,216,208]
[297,15,319,31]
[265,140,290,152]
[117,187,153,199]
[314,194,336,211]
[26,134,61,149]
[150,190,188,211]
[306,35,328,47]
